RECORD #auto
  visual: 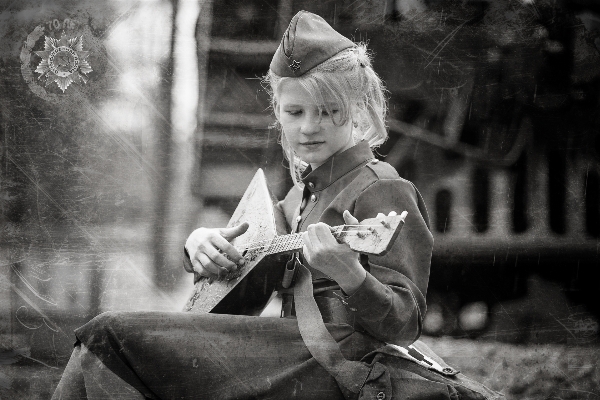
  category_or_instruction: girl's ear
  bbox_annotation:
[274,102,280,121]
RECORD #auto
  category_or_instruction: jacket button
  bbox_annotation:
[308,182,315,188]
[371,159,379,164]
[376,392,385,400]
[310,194,317,202]
[296,216,302,222]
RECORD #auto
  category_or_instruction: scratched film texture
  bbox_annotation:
[1,0,600,398]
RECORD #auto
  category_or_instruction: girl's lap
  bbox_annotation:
[75,311,360,399]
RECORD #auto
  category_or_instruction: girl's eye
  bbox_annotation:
[321,110,339,117]
[286,110,302,116]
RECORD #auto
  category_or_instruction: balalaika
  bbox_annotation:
[184,169,406,315]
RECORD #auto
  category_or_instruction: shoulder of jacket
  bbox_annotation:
[363,159,401,180]
[356,160,418,195]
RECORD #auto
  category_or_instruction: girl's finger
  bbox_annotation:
[306,222,337,251]
[211,235,245,265]
[191,258,204,275]
[196,251,221,277]
[343,210,359,225]
[305,225,315,248]
[301,244,311,263]
[203,245,238,272]
[302,231,317,256]
[301,231,308,244]
[219,222,249,241]
[388,211,397,216]
[313,223,336,246]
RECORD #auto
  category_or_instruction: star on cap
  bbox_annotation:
[289,60,302,72]
[270,11,356,77]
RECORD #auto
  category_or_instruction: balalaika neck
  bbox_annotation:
[239,226,348,256]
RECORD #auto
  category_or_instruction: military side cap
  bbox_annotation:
[270,10,356,77]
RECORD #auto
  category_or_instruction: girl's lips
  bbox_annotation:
[300,141,325,146]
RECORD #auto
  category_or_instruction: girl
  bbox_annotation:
[52,11,433,400]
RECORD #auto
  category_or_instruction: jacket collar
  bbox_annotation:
[301,141,374,192]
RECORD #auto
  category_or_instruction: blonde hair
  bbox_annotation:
[264,43,388,187]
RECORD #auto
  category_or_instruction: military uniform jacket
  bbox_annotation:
[278,140,433,346]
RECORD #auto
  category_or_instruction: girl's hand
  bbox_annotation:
[185,223,249,280]
[302,210,366,295]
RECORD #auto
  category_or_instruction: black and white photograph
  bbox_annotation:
[1,0,599,398]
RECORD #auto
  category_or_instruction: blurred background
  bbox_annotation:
[1,0,600,398]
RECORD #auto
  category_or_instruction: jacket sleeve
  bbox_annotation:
[345,178,433,346]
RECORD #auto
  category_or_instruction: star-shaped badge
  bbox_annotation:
[34,34,92,92]
[289,60,301,72]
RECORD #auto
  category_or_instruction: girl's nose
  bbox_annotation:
[300,113,322,135]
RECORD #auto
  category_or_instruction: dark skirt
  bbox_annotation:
[74,311,383,400]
